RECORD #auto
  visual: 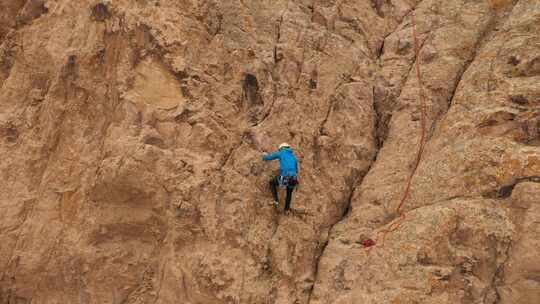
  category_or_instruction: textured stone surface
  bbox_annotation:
[0,0,538,304]
[312,0,540,303]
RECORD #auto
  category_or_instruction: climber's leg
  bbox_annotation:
[284,186,294,211]
[269,176,279,202]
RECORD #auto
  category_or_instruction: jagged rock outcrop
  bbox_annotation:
[0,0,538,304]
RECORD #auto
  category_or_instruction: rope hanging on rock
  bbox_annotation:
[362,11,428,249]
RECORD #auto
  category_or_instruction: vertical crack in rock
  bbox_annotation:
[318,94,337,137]
[306,238,328,304]
[152,259,168,304]
[274,13,284,64]
[254,34,283,128]
[488,241,513,304]
[306,150,381,303]
[374,27,430,145]
[307,81,383,304]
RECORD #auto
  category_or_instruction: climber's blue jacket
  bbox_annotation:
[262,148,298,177]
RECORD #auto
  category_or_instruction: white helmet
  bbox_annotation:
[279,143,291,149]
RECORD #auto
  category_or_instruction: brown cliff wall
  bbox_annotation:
[0,1,538,303]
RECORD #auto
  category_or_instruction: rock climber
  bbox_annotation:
[262,143,299,213]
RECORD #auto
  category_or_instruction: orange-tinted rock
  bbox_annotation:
[0,1,538,304]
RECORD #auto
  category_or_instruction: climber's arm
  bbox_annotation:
[262,151,281,161]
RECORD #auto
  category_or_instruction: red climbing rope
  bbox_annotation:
[363,11,428,250]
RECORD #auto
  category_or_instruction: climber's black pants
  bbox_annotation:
[269,176,296,211]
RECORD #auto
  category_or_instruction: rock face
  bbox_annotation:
[0,0,538,304]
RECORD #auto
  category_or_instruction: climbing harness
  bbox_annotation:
[362,11,428,249]
[278,175,299,188]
